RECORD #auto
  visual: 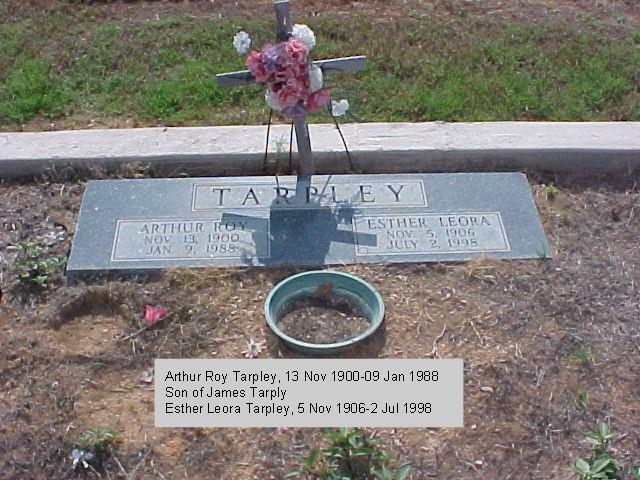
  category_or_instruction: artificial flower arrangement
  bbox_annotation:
[232,25,349,119]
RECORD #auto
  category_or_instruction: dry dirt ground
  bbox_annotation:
[2,0,639,30]
[0,169,639,479]
[0,0,640,34]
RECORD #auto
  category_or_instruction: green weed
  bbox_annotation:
[557,212,571,227]
[576,343,596,367]
[77,428,119,454]
[570,422,618,480]
[10,241,66,288]
[287,428,411,480]
[570,422,640,480]
[573,388,588,412]
[536,243,549,259]
[544,183,559,200]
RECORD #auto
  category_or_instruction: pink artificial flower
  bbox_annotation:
[285,39,308,65]
[306,89,331,112]
[143,305,167,325]
[277,77,308,108]
[274,63,307,84]
[245,51,270,83]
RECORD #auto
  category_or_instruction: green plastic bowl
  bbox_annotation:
[264,270,385,356]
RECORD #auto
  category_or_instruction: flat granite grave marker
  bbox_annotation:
[67,172,550,280]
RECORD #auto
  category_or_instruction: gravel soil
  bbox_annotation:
[277,287,371,344]
[0,169,639,479]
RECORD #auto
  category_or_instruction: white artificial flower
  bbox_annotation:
[265,89,284,111]
[308,64,323,93]
[71,449,93,470]
[232,31,251,55]
[292,24,316,51]
[331,99,350,116]
[242,339,266,359]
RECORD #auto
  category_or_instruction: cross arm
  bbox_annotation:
[314,55,367,75]
[216,55,367,87]
[216,69,255,88]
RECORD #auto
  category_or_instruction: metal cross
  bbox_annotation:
[216,0,366,176]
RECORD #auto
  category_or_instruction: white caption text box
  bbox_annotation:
[155,359,463,428]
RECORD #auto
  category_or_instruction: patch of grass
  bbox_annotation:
[0,59,70,123]
[0,25,26,70]
[269,133,292,172]
[575,343,596,367]
[404,25,638,121]
[0,9,639,128]
[141,60,227,123]
[573,388,588,412]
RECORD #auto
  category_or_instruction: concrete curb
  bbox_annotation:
[1,122,639,179]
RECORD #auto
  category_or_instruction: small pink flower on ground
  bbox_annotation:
[306,89,331,112]
[143,305,167,325]
[284,39,308,64]
[245,51,270,82]
[242,339,267,358]
[276,426,289,434]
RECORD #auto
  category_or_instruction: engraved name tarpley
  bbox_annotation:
[192,179,427,210]
[111,219,269,261]
[353,213,510,256]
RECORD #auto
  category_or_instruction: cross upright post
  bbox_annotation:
[273,0,314,176]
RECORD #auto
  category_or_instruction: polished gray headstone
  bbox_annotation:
[67,173,550,279]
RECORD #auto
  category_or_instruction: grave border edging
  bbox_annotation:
[1,121,639,179]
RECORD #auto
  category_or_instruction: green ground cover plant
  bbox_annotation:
[10,241,66,288]
[570,422,640,480]
[77,427,120,454]
[288,428,411,480]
